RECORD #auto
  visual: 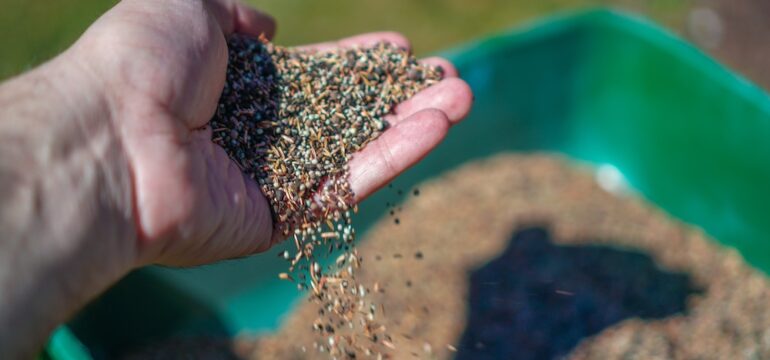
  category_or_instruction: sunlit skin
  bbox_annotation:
[0,0,472,357]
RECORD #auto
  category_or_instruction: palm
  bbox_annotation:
[82,0,472,266]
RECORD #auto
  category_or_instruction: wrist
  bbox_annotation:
[40,48,140,271]
[56,48,141,270]
[0,51,138,357]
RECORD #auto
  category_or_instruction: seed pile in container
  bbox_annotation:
[230,153,770,360]
[209,35,443,358]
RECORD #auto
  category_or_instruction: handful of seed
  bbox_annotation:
[210,35,443,357]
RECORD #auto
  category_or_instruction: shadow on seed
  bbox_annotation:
[454,225,703,360]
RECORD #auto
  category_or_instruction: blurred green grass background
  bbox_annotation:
[0,0,690,80]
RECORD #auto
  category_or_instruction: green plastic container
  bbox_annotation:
[47,9,770,359]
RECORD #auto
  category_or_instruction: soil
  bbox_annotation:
[223,153,770,359]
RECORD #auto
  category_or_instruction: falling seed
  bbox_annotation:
[415,251,423,259]
[413,188,420,196]
[447,344,458,352]
[335,254,347,267]
[382,339,396,350]
[212,35,442,358]
[321,232,339,239]
[394,218,400,225]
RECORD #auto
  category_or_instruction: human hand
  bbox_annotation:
[74,0,472,267]
[0,1,472,355]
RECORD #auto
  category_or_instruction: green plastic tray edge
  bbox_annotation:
[42,326,91,360]
[443,8,770,116]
